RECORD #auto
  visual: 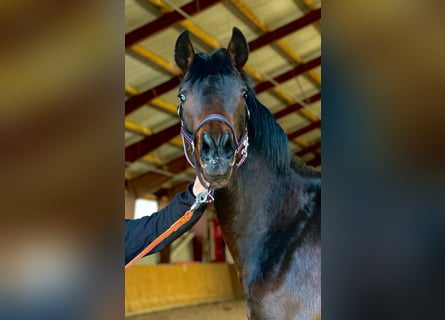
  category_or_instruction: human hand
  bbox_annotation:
[192,176,208,197]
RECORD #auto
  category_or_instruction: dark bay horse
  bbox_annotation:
[174,27,321,320]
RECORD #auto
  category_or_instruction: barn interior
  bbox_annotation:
[124,0,321,318]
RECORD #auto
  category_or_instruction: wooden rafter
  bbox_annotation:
[288,120,321,141]
[125,0,222,47]
[126,122,180,162]
[307,154,321,167]
[274,92,321,119]
[247,8,321,51]
[296,140,321,157]
[228,0,320,86]
[254,56,321,93]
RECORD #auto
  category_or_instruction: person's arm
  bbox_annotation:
[125,177,208,264]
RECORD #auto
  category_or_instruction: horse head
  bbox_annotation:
[174,27,250,189]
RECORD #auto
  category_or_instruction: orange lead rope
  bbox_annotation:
[125,190,213,270]
[124,210,193,270]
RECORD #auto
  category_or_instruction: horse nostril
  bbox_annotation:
[220,132,235,159]
[220,132,230,148]
[200,132,215,161]
[200,131,234,162]
[202,133,213,149]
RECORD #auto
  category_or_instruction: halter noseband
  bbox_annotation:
[177,103,250,172]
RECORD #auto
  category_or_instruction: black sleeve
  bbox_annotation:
[125,183,207,264]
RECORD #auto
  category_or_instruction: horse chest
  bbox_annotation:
[215,197,320,320]
[245,240,321,320]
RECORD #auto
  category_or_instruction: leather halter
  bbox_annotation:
[177,102,250,172]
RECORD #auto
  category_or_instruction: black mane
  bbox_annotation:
[245,87,320,178]
[245,89,291,173]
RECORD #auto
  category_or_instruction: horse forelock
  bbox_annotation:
[184,49,239,85]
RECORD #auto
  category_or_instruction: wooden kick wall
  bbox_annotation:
[125,263,244,316]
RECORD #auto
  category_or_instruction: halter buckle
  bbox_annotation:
[190,190,214,212]
[241,137,249,155]
[235,135,249,169]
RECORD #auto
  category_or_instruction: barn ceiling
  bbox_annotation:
[125,0,321,198]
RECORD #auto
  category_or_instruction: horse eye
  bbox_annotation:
[242,90,248,99]
[178,93,186,102]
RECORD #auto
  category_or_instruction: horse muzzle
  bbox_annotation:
[197,129,237,188]
[179,112,248,188]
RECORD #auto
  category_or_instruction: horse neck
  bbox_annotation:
[214,152,308,282]
[213,97,321,284]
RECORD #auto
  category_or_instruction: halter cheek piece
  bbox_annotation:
[177,98,250,172]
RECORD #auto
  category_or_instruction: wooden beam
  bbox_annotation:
[129,45,181,75]
[254,56,321,93]
[125,122,180,162]
[125,76,181,115]
[125,0,222,48]
[229,0,320,87]
[273,92,321,119]
[295,141,321,157]
[288,120,321,141]
[300,0,322,33]
[307,155,321,167]
[248,8,321,51]
[304,92,321,104]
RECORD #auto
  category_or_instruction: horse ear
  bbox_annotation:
[227,27,249,70]
[175,30,195,74]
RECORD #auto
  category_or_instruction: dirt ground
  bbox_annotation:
[126,299,247,320]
